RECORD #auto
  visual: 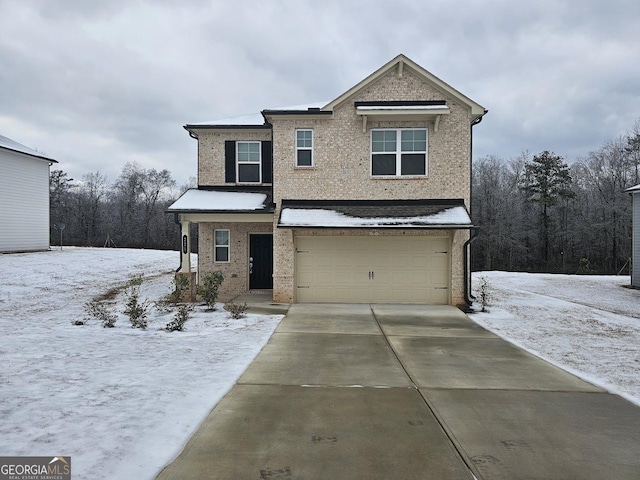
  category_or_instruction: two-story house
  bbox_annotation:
[168,54,486,306]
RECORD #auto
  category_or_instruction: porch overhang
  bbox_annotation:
[277,199,473,229]
[167,187,274,224]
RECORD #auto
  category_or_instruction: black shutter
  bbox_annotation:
[262,141,273,184]
[225,141,236,183]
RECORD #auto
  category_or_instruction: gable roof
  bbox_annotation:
[184,54,487,132]
[322,54,486,120]
[0,134,58,163]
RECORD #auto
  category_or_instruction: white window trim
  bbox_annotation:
[370,128,428,177]
[236,141,262,184]
[214,229,230,263]
[295,129,314,167]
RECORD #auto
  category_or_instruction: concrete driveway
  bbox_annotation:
[157,303,640,479]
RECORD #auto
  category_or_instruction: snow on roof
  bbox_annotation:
[279,206,472,228]
[167,189,269,212]
[626,184,640,192]
[262,101,328,112]
[191,112,266,127]
[0,134,58,162]
[189,102,328,127]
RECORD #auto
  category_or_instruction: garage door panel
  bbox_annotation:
[295,236,450,304]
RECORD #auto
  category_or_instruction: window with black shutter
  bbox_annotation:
[224,140,272,184]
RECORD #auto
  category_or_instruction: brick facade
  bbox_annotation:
[198,221,272,298]
[271,67,473,305]
[179,55,484,305]
[272,69,471,205]
[198,129,271,186]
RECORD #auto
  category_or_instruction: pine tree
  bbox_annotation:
[520,151,575,268]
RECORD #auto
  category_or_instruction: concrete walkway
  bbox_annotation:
[157,304,640,479]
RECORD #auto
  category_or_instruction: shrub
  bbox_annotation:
[83,299,117,327]
[124,275,150,329]
[169,274,190,304]
[475,276,492,312]
[224,301,249,319]
[197,271,224,310]
[165,304,193,332]
[578,257,591,274]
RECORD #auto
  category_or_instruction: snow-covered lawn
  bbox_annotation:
[471,271,640,406]
[2,250,638,479]
[0,247,283,479]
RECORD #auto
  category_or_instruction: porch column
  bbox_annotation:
[179,219,191,273]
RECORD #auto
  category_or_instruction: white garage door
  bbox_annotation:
[295,236,450,304]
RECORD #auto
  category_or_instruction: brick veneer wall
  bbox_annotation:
[197,129,271,186]
[198,221,273,298]
[272,68,471,205]
[271,67,473,305]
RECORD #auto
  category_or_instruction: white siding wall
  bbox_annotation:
[0,149,51,252]
[633,192,640,287]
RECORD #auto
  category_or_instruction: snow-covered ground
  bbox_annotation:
[2,250,638,479]
[0,247,282,479]
[471,271,640,406]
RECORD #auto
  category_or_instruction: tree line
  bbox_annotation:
[50,162,194,250]
[51,120,640,275]
[471,120,640,274]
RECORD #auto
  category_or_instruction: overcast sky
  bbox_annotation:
[1,0,639,186]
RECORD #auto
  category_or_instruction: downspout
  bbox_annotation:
[465,110,487,305]
[174,213,183,273]
[464,226,479,305]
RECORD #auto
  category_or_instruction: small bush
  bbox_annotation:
[124,275,150,329]
[224,301,249,319]
[475,276,492,312]
[577,257,591,274]
[169,274,190,304]
[198,271,224,310]
[165,304,193,332]
[83,299,117,328]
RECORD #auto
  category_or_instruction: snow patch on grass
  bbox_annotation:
[0,247,282,479]
[471,271,640,406]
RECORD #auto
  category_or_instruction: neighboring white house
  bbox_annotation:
[626,184,640,287]
[0,134,58,253]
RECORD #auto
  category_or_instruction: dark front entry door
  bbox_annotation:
[249,234,273,289]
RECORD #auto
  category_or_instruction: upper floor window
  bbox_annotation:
[236,141,261,183]
[371,128,427,177]
[296,129,313,167]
